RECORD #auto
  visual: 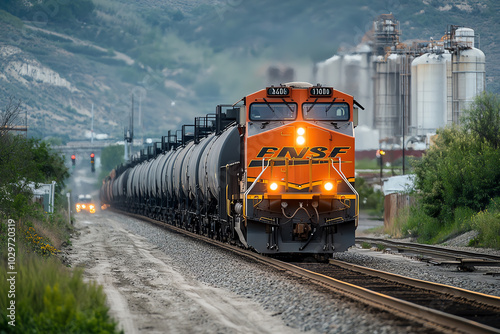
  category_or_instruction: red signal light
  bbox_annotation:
[90,153,95,158]
[71,155,76,160]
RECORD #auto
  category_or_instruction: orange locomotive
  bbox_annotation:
[101,82,362,258]
[242,82,361,254]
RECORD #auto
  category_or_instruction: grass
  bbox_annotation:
[468,198,500,249]
[356,158,378,170]
[396,197,500,250]
[0,201,121,333]
[361,242,372,249]
[0,253,122,333]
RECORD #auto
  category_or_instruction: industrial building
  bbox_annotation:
[315,14,486,152]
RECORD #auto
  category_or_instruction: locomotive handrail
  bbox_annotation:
[244,158,271,217]
[331,158,359,226]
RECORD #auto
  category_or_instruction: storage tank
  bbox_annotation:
[138,162,149,198]
[127,164,138,199]
[410,52,450,136]
[199,126,240,201]
[153,153,169,199]
[345,44,373,128]
[315,47,373,130]
[315,55,342,87]
[117,169,130,200]
[451,28,485,123]
[455,27,475,48]
[146,156,161,198]
[172,141,195,199]
[165,147,184,198]
[187,135,216,200]
[141,160,155,198]
[373,53,400,139]
[112,174,119,200]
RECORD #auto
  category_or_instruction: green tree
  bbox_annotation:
[412,93,500,223]
[462,91,500,149]
[100,144,124,174]
[0,98,69,217]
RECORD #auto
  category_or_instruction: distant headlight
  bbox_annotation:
[296,136,305,145]
[269,182,279,191]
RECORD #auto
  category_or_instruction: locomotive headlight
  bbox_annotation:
[269,182,279,191]
[324,181,334,191]
[82,204,86,209]
[296,127,306,145]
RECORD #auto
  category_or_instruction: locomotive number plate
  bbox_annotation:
[309,87,333,97]
[267,87,290,97]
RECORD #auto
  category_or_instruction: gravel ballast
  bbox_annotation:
[115,213,451,333]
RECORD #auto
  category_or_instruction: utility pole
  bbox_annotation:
[139,93,144,146]
[91,103,94,145]
[124,94,134,161]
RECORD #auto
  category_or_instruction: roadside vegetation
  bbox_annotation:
[356,177,384,217]
[98,144,124,185]
[0,98,121,333]
[400,92,500,249]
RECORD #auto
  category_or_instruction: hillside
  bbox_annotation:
[0,0,498,141]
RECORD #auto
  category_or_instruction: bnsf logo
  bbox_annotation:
[248,146,351,167]
[256,146,350,159]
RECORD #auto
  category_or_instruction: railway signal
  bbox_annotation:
[71,154,76,166]
[90,153,95,173]
[376,149,386,184]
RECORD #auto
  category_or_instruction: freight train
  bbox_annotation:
[101,82,363,257]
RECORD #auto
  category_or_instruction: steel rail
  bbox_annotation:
[113,209,500,334]
[356,237,500,263]
[329,259,500,309]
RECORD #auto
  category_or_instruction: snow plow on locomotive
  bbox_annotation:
[101,82,363,257]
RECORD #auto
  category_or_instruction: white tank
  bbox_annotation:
[410,52,451,136]
[343,52,374,128]
[373,54,400,139]
[315,55,342,87]
[452,47,485,123]
[315,47,374,129]
[455,27,475,48]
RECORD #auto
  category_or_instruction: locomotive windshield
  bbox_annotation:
[303,102,350,121]
[249,103,297,121]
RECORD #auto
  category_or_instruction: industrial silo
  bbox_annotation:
[410,52,451,136]
[450,28,486,123]
[314,55,342,87]
[344,48,374,129]
[373,53,400,140]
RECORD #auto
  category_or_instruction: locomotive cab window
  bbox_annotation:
[250,103,297,121]
[303,102,350,121]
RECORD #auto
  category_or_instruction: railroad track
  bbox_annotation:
[356,237,500,271]
[114,209,500,333]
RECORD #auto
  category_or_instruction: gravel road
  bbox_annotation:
[67,211,301,334]
[66,210,498,333]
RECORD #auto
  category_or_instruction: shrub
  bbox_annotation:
[469,198,500,249]
[356,177,384,214]
[412,93,500,224]
[0,253,122,333]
